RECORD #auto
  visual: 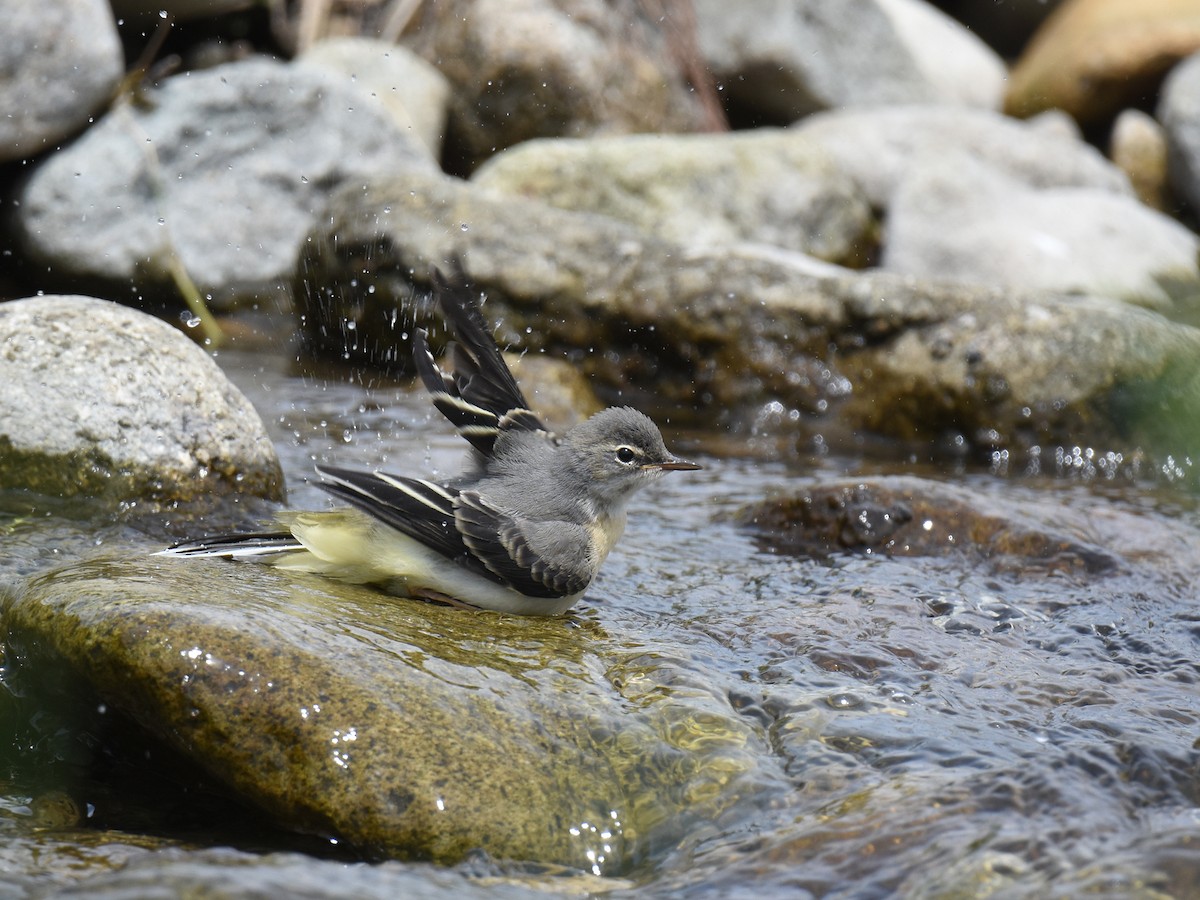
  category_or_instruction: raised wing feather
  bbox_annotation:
[413,268,553,457]
[315,464,467,561]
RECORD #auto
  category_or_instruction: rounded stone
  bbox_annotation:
[14,57,435,307]
[0,295,283,503]
[0,0,123,162]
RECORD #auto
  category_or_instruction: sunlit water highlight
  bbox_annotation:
[1,347,1197,898]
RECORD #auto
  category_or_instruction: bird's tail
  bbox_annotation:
[157,531,304,559]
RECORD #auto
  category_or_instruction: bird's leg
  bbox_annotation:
[410,587,480,610]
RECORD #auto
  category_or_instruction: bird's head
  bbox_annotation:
[561,407,701,510]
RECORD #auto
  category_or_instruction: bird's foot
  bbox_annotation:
[411,587,479,610]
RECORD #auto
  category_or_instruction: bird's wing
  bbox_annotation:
[315,466,586,599]
[413,267,553,457]
[454,490,593,598]
[315,464,470,562]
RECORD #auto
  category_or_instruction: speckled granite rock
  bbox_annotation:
[13,57,435,308]
[0,0,122,163]
[0,295,282,503]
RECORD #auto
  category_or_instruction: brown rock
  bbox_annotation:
[1006,0,1200,126]
[402,0,711,173]
[1110,108,1172,210]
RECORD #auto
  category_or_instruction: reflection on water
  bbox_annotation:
[1,347,1198,897]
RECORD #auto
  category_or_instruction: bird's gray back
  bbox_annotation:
[456,430,588,524]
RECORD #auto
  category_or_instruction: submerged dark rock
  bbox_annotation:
[735,476,1122,576]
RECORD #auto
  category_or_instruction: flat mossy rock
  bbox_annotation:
[3,555,768,870]
[471,131,874,265]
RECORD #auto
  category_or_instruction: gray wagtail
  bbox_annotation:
[161,268,702,615]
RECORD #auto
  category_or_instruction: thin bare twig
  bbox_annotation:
[378,0,424,42]
[296,0,334,53]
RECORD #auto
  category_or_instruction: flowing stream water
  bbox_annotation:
[1,342,1197,899]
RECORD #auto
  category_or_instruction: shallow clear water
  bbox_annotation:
[2,345,1198,898]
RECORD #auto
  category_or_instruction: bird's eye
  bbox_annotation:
[615,446,638,465]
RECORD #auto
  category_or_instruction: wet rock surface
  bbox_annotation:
[296,170,1200,458]
[37,847,545,900]
[0,296,282,503]
[1,353,1198,896]
[3,554,769,870]
[0,810,537,900]
[735,475,1122,575]
[3,2,1200,896]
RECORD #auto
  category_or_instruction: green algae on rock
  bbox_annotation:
[1,555,771,872]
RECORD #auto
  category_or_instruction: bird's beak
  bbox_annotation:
[646,457,703,472]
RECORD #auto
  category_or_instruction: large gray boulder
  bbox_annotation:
[294,171,1200,458]
[791,105,1132,209]
[0,295,282,503]
[471,130,873,265]
[881,153,1200,310]
[0,0,122,163]
[693,0,1006,122]
[14,57,436,308]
